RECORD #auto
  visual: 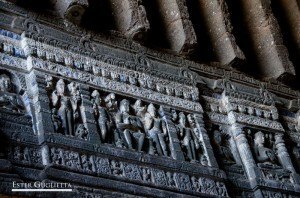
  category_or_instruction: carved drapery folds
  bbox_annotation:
[154,0,197,54]
[51,0,88,25]
[47,77,88,140]
[197,0,245,66]
[109,0,150,41]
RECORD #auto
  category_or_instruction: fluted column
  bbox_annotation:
[275,133,300,184]
[109,0,150,41]
[155,0,197,54]
[230,124,261,180]
[275,133,295,172]
[197,0,245,66]
[240,0,295,80]
[227,129,243,165]
[28,72,55,140]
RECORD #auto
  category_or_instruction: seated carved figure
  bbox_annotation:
[213,128,235,165]
[0,74,25,113]
[254,131,277,165]
[115,99,145,151]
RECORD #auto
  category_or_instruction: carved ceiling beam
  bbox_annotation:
[276,0,300,53]
[109,0,150,41]
[155,0,197,55]
[51,0,88,26]
[197,0,245,66]
[240,0,295,80]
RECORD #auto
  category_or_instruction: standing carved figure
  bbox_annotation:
[144,104,168,156]
[0,74,25,113]
[51,79,73,135]
[253,131,276,165]
[68,82,81,136]
[91,90,113,143]
[178,112,200,162]
[115,99,145,151]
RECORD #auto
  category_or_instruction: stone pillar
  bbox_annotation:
[161,107,185,161]
[109,0,150,41]
[79,84,101,145]
[275,133,295,172]
[28,72,55,142]
[230,124,261,180]
[155,0,197,54]
[197,0,245,66]
[274,133,300,184]
[240,0,295,80]
[52,0,88,25]
[194,114,219,168]
[226,128,243,165]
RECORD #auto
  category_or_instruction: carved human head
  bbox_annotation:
[91,90,100,99]
[254,131,265,145]
[147,103,156,117]
[200,155,208,166]
[187,114,195,126]
[120,99,130,113]
[0,74,11,92]
[132,99,144,113]
[56,79,65,95]
[133,99,142,109]
[178,112,186,126]
[105,93,116,109]
[171,109,177,122]
[213,130,222,144]
[67,82,78,95]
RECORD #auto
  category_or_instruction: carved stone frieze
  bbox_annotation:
[0,1,300,197]
[231,112,284,132]
[48,146,229,197]
[29,58,202,113]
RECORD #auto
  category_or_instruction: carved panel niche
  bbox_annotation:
[46,77,88,140]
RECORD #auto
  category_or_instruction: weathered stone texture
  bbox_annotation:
[52,0,88,25]
[240,0,295,79]
[154,0,197,54]
[0,1,300,197]
[197,0,245,66]
[109,0,150,41]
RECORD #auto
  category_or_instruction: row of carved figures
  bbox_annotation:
[2,73,300,177]
[46,78,207,163]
